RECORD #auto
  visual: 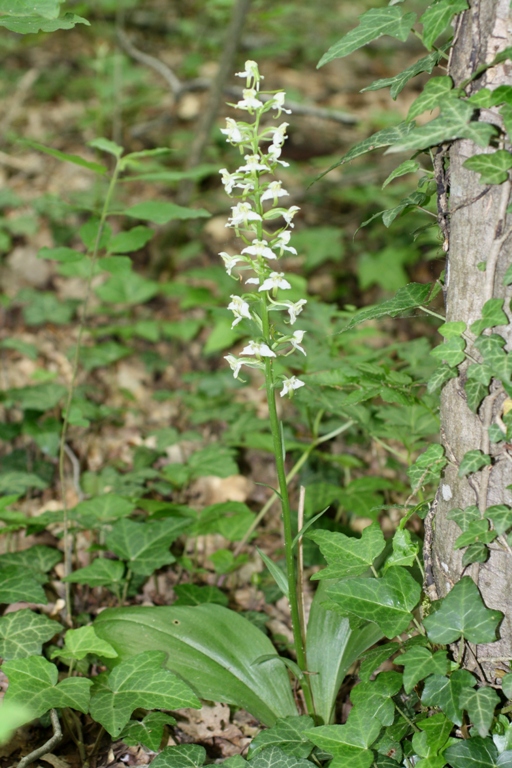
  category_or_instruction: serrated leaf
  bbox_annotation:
[318,8,416,67]
[407,443,446,490]
[396,647,449,693]
[3,656,91,717]
[89,650,200,737]
[454,519,496,549]
[351,671,402,726]
[0,609,58,660]
[305,707,382,768]
[448,505,481,531]
[106,517,191,576]
[125,201,210,224]
[382,160,420,187]
[249,716,315,759]
[108,226,154,254]
[63,558,125,587]
[470,299,509,335]
[147,744,206,768]
[407,76,456,121]
[460,687,499,737]
[424,576,502,644]
[119,711,176,751]
[464,151,512,185]
[459,449,492,477]
[343,282,432,332]
[59,626,118,661]
[421,669,475,725]
[362,49,445,99]
[0,566,47,603]
[430,336,466,366]
[445,735,499,768]
[309,522,385,580]
[383,528,419,571]
[485,505,512,535]
[420,0,469,50]
[326,567,421,638]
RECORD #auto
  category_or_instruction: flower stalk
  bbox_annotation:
[218,61,314,715]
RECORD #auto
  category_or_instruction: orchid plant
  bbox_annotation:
[218,61,314,715]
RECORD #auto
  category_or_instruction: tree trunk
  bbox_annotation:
[428,0,512,680]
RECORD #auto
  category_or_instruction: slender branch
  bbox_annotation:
[17,709,62,768]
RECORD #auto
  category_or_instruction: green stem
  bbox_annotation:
[260,295,315,717]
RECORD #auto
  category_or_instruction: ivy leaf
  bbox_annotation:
[309,522,385,580]
[89,650,200,737]
[106,517,191,576]
[430,336,466,366]
[460,687,499,738]
[173,584,228,607]
[305,706,382,768]
[248,716,315,759]
[0,609,59,660]
[421,669,475,725]
[0,544,62,573]
[358,644,400,683]
[249,746,313,768]
[0,566,47,604]
[343,282,432,332]
[465,378,489,413]
[326,567,421,638]
[485,505,512,535]
[56,626,118,661]
[150,745,206,768]
[351,672,402,726]
[420,0,469,50]
[424,576,502,644]
[427,363,458,393]
[119,711,177,752]
[470,299,509,335]
[3,656,92,717]
[125,201,210,224]
[71,494,135,527]
[63,558,125,588]
[407,76,456,121]
[458,449,492,477]
[454,519,497,549]
[444,735,499,768]
[474,335,512,387]
[395,647,449,693]
[383,528,419,571]
[438,321,467,338]
[382,160,420,187]
[317,8,416,67]
[448,505,480,531]
[464,151,512,185]
[413,713,453,757]
[407,443,446,491]
[362,49,445,99]
[462,542,489,566]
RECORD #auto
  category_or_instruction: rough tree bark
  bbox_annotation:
[427,0,512,680]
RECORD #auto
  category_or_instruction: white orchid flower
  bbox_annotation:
[267,144,290,167]
[226,202,262,228]
[260,181,289,204]
[245,277,260,285]
[241,341,276,358]
[272,123,289,146]
[224,354,244,379]
[235,60,263,88]
[278,298,307,324]
[280,376,305,397]
[242,239,277,260]
[259,272,292,292]
[282,205,300,227]
[227,295,252,327]
[270,92,292,115]
[220,118,245,144]
[219,168,243,194]
[273,230,297,255]
[290,330,306,355]
[237,154,269,173]
[236,88,264,110]
[219,252,244,276]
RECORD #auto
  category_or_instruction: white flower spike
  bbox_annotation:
[235,60,263,88]
[259,272,291,292]
[260,181,289,204]
[280,376,305,397]
[219,252,244,276]
[237,154,269,173]
[236,88,264,111]
[242,240,277,260]
[273,230,297,255]
[290,330,306,355]
[224,354,244,379]
[227,295,252,327]
[241,341,276,358]
[227,202,263,229]
[282,205,300,227]
[220,118,245,145]
[270,92,292,115]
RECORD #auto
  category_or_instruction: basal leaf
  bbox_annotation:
[58,626,118,661]
[318,8,416,67]
[460,686,499,737]
[119,711,176,751]
[89,650,200,737]
[0,609,59,660]
[62,558,125,588]
[362,49,445,99]
[125,201,210,224]
[248,716,315,759]
[106,517,191,576]
[351,671,402,726]
[458,449,492,477]
[395,646,449,693]
[407,76,456,121]
[424,576,502,644]
[464,151,512,185]
[444,735,499,768]
[343,282,432,332]
[305,707,382,768]
[420,0,469,50]
[143,743,206,768]
[421,669,475,725]
[309,522,385,580]
[0,12,88,34]
[326,567,421,638]
[3,656,91,717]
[0,566,47,604]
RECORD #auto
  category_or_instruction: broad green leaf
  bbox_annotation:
[424,576,502,644]
[407,77,456,121]
[318,8,416,67]
[388,99,496,154]
[0,12,88,33]
[89,650,200,737]
[464,151,512,185]
[0,0,60,17]
[430,336,466,366]
[454,519,496,549]
[362,49,445,99]
[383,528,419,571]
[460,687,499,737]
[0,471,48,496]
[78,341,131,371]
[38,246,84,262]
[120,711,176,751]
[413,713,453,757]
[0,566,47,604]
[309,522,385,580]
[99,255,131,273]
[358,643,400,683]
[192,501,254,542]
[106,517,191,576]
[188,445,239,481]
[343,283,432,332]
[485,505,512,535]
[71,494,135,527]
[4,382,67,410]
[448,505,481,531]
[249,746,313,768]
[458,449,492,477]
[58,626,118,661]
[465,378,489,413]
[63,558,125,588]
[173,584,228,607]
[0,338,38,359]
[326,567,421,638]
[95,272,159,305]
[0,609,59,660]
[89,137,123,158]
[395,647,449,693]
[382,160,420,188]
[307,580,383,724]
[125,201,210,224]
[427,363,458,393]
[3,656,91,717]
[444,735,499,768]
[249,716,315,759]
[351,672,402,726]
[0,702,34,744]
[305,707,382,768]
[474,334,512,385]
[0,544,61,573]
[438,321,466,338]
[150,745,206,768]
[462,541,489,566]
[422,669,475,725]
[420,0,468,50]
[407,443,446,490]
[94,604,298,726]
[19,138,102,172]
[470,299,509,335]
[108,226,154,254]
